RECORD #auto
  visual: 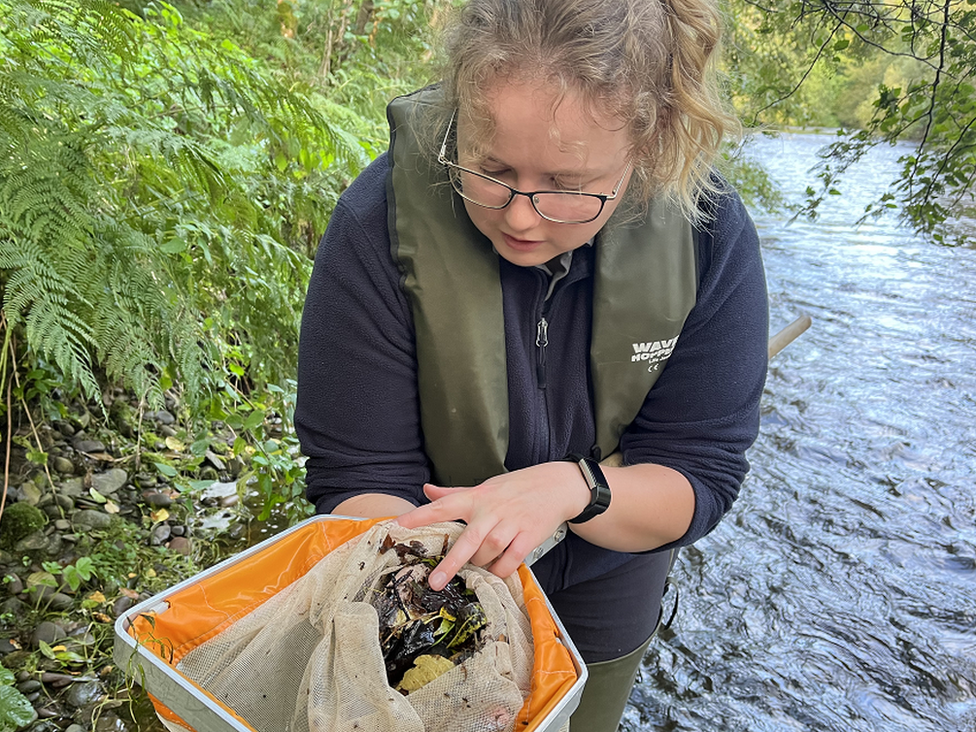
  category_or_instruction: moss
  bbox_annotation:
[0,502,47,550]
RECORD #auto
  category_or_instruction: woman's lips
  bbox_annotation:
[502,233,544,252]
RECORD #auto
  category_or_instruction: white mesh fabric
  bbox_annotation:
[174,521,534,732]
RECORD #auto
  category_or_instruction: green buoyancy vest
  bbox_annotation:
[387,88,698,486]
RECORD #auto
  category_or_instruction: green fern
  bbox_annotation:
[0,0,370,417]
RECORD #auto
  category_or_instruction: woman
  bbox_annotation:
[295,0,768,729]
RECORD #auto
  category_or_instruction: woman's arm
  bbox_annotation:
[295,155,431,514]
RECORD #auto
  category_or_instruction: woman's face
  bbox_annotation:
[456,80,633,268]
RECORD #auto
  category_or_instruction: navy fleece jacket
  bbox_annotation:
[294,152,768,655]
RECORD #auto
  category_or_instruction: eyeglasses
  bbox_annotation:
[437,111,631,225]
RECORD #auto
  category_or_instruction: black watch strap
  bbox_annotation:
[564,453,612,524]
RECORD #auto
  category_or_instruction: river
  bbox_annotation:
[626,132,976,731]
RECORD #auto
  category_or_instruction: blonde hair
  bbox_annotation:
[435,0,738,219]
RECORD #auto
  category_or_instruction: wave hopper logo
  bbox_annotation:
[631,336,678,372]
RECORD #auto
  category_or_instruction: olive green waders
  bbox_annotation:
[568,552,678,732]
[568,631,655,732]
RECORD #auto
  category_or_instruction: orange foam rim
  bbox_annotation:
[128,517,579,732]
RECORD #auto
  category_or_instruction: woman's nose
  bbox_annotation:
[504,192,543,231]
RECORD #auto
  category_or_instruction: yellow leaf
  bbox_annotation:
[164,436,184,451]
[105,500,120,515]
[93,612,113,624]
[151,508,170,523]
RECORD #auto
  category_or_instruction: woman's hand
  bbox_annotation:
[395,462,591,590]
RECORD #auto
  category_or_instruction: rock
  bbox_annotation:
[151,409,176,425]
[134,473,157,488]
[72,438,106,454]
[111,596,134,618]
[167,537,192,556]
[54,520,71,532]
[94,712,126,732]
[90,468,127,496]
[51,456,75,474]
[32,621,67,648]
[58,478,86,498]
[141,491,172,508]
[71,510,113,531]
[170,524,185,536]
[54,420,75,437]
[0,637,20,655]
[16,679,41,694]
[0,597,28,616]
[160,425,178,437]
[20,481,43,506]
[39,672,74,686]
[40,504,62,520]
[151,524,172,546]
[13,531,50,553]
[65,725,86,732]
[64,680,102,709]
[204,450,226,471]
[5,574,24,595]
[45,593,74,612]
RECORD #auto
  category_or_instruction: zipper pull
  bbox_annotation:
[536,316,549,389]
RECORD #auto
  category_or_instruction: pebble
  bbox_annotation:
[204,450,227,471]
[91,468,128,496]
[64,680,102,709]
[6,574,24,594]
[58,477,86,498]
[16,679,41,694]
[72,438,106,454]
[51,456,75,474]
[142,491,172,508]
[45,592,74,612]
[168,536,192,556]
[32,622,67,648]
[72,510,113,530]
[111,596,134,618]
[20,481,43,505]
[39,671,75,686]
[150,409,176,425]
[151,524,172,545]
[54,519,71,532]
[54,420,75,437]
[14,531,50,553]
[0,638,20,655]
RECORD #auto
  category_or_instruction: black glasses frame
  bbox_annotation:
[436,111,631,225]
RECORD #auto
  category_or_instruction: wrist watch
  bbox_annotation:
[564,453,612,524]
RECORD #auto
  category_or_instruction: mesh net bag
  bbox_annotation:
[161,521,535,732]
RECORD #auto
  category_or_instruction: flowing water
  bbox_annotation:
[626,132,976,732]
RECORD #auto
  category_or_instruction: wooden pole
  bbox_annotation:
[768,314,812,360]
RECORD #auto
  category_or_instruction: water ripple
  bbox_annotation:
[627,132,976,732]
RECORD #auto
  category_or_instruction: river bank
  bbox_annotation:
[0,392,261,732]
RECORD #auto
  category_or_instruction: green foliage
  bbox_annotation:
[0,0,367,419]
[725,0,976,245]
[41,557,96,592]
[0,668,36,732]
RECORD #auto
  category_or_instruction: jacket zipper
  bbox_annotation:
[535,313,549,390]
